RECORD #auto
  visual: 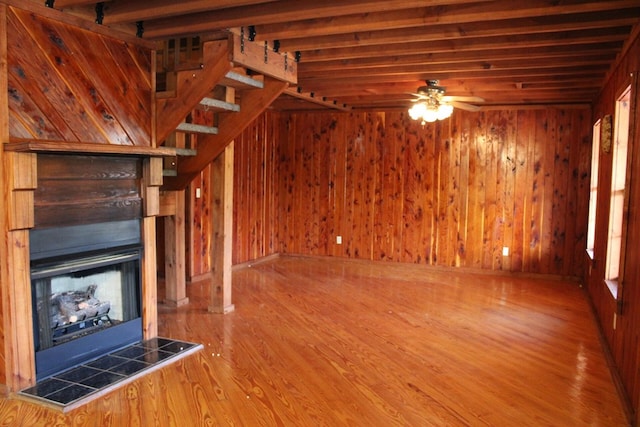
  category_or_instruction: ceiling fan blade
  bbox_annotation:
[449,101,481,112]
[443,95,485,103]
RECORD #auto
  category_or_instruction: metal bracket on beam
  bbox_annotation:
[95,2,104,25]
[136,21,144,38]
[248,26,256,42]
[44,0,55,7]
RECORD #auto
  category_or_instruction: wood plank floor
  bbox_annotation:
[0,256,628,426]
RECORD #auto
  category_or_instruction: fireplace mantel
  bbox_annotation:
[3,140,178,157]
[1,150,162,392]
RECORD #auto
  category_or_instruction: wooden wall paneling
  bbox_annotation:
[270,108,590,276]
[569,110,591,278]
[375,113,393,261]
[8,8,152,146]
[550,111,570,276]
[456,112,470,268]
[7,12,103,142]
[330,114,351,256]
[34,154,142,228]
[278,115,292,255]
[316,114,331,256]
[360,113,377,260]
[421,121,436,265]
[233,127,246,264]
[465,113,486,270]
[482,111,499,270]
[372,112,384,261]
[52,22,151,146]
[449,116,464,267]
[404,120,425,263]
[501,110,517,272]
[510,111,535,272]
[343,113,357,258]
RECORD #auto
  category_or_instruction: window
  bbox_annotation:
[605,85,632,293]
[586,119,601,258]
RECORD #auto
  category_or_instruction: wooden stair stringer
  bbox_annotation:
[162,76,289,191]
[156,40,233,144]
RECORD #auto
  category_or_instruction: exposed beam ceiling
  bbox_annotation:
[37,0,640,111]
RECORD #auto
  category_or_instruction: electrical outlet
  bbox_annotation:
[502,246,510,256]
[336,235,342,245]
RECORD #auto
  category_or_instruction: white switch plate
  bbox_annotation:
[502,246,509,256]
[336,235,342,245]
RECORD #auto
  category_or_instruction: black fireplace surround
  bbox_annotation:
[30,219,143,380]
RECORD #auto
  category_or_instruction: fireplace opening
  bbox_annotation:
[30,220,144,380]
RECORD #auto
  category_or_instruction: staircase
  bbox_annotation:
[155,30,296,191]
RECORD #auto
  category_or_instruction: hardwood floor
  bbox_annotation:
[0,256,628,426]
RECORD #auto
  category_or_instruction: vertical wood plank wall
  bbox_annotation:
[589,29,640,419]
[277,109,591,278]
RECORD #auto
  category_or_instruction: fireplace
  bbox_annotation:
[30,220,143,380]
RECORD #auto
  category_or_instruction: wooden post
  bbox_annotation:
[0,2,9,393]
[164,190,189,306]
[209,142,235,314]
[1,152,37,392]
[141,158,162,339]
[142,216,158,340]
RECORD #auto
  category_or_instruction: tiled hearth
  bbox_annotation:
[18,337,201,412]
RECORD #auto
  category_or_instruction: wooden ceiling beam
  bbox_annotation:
[276,10,639,52]
[253,0,640,41]
[298,44,620,74]
[142,0,491,39]
[304,76,606,98]
[300,27,630,63]
[297,56,615,80]
[300,65,610,86]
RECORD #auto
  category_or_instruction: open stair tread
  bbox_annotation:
[221,71,264,90]
[176,122,219,135]
[199,97,240,112]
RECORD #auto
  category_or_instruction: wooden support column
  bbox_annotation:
[164,190,188,306]
[141,157,163,339]
[142,216,158,340]
[209,142,235,314]
[0,2,9,393]
[1,152,37,392]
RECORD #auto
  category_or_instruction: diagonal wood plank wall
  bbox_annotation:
[6,5,153,145]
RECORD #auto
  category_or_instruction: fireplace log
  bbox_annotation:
[50,285,111,326]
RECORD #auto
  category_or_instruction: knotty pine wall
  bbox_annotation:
[588,28,640,420]
[277,109,591,277]
[223,107,591,278]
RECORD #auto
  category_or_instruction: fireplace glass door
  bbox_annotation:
[31,248,142,379]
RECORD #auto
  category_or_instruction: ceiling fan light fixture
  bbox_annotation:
[408,101,453,123]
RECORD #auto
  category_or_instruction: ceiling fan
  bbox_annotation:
[409,80,484,122]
